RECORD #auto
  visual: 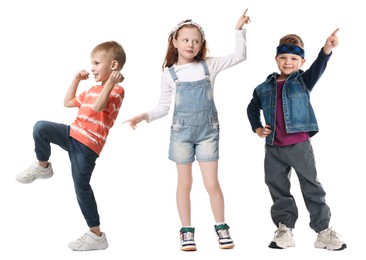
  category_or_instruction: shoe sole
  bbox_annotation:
[269,241,295,249]
[219,243,235,249]
[314,242,347,251]
[69,245,109,251]
[181,246,197,251]
[69,241,108,251]
[16,173,53,184]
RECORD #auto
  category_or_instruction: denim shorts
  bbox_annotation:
[168,117,220,164]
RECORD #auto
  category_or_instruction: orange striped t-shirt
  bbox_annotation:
[70,85,124,155]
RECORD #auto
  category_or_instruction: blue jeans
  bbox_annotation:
[33,120,100,227]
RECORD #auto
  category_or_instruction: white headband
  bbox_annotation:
[169,19,205,42]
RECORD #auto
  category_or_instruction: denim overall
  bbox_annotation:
[168,61,220,164]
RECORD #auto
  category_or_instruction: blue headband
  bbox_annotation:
[276,44,305,58]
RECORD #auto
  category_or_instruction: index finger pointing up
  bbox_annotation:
[331,28,340,36]
[243,8,248,16]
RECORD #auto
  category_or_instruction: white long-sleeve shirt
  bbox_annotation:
[147,29,247,122]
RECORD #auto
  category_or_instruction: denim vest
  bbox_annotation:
[257,70,318,145]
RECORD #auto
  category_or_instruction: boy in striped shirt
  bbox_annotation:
[16,41,126,251]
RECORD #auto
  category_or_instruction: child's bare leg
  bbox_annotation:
[90,226,102,236]
[176,164,193,226]
[199,161,225,222]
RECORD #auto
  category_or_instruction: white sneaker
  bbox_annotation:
[16,162,54,184]
[268,223,295,249]
[314,227,347,250]
[69,231,109,251]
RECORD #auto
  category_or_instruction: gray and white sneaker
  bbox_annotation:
[214,223,234,249]
[269,223,295,249]
[69,231,109,251]
[16,161,54,184]
[314,227,347,250]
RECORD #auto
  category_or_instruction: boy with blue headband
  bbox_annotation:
[247,29,347,250]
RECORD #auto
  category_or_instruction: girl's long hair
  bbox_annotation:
[162,24,208,70]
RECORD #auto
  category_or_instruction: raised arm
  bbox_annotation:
[302,28,339,90]
[93,71,124,112]
[236,8,251,30]
[64,70,89,108]
[323,28,339,55]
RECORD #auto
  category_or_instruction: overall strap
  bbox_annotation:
[200,60,210,77]
[168,66,180,85]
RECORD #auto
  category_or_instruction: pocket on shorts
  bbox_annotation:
[171,118,183,132]
[210,116,220,132]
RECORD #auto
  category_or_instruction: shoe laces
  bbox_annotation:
[216,228,231,239]
[181,231,194,242]
[274,224,290,238]
[321,227,342,240]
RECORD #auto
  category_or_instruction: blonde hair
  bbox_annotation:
[91,41,126,71]
[278,34,304,48]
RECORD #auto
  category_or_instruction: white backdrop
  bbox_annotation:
[1,0,364,259]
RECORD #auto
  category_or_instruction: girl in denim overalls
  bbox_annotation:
[125,9,250,251]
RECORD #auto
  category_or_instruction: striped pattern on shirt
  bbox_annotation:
[70,85,124,155]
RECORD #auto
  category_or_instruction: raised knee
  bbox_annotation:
[33,120,47,132]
